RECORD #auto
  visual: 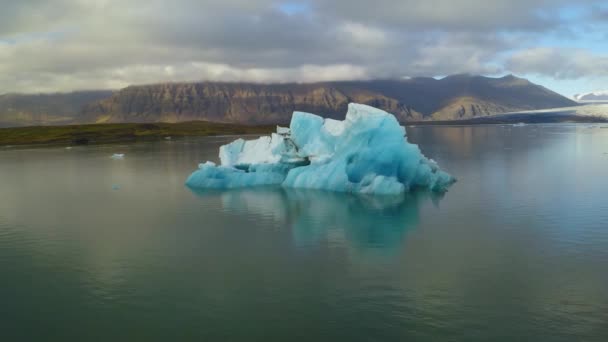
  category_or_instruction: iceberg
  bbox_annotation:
[186,103,455,195]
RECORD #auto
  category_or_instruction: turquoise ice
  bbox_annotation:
[186,103,455,195]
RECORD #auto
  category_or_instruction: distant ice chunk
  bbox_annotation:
[111,153,125,159]
[186,103,455,195]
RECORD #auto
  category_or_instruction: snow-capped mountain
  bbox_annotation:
[574,91,608,101]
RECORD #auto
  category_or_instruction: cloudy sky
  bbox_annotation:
[1,0,607,97]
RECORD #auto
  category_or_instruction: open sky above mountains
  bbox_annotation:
[1,0,607,97]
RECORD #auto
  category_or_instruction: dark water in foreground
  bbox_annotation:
[1,125,608,341]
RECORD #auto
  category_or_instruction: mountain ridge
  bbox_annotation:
[0,75,577,127]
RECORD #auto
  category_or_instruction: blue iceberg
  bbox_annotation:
[186,103,455,195]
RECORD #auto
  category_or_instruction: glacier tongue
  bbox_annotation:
[186,103,455,195]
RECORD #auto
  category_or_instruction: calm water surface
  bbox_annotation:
[1,125,608,341]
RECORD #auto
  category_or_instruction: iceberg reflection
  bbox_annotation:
[190,188,443,252]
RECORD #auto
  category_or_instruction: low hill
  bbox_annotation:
[0,91,112,127]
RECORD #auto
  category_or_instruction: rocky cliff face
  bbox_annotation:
[0,75,577,127]
[80,82,422,125]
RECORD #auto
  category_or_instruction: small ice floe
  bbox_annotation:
[65,146,72,150]
[111,153,125,160]
[512,122,527,127]
[112,184,121,190]
[164,136,172,140]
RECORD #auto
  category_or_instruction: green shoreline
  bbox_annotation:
[0,122,274,146]
[2,113,607,147]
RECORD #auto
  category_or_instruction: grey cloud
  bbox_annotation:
[0,0,607,93]
[506,47,608,79]
[0,0,73,35]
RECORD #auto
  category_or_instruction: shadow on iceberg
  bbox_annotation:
[188,187,445,252]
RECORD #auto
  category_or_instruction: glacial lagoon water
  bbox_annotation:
[1,124,608,341]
